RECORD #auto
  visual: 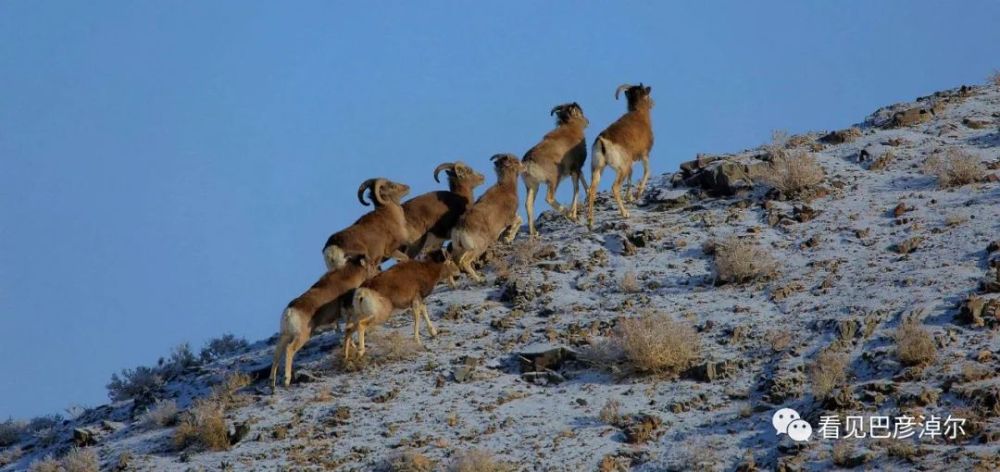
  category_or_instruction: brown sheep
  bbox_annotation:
[400,161,485,257]
[269,255,374,387]
[522,102,589,236]
[343,250,459,360]
[450,154,524,282]
[586,83,654,228]
[322,178,411,273]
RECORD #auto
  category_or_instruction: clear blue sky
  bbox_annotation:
[1,1,997,419]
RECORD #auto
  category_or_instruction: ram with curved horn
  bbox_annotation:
[357,178,388,206]
[322,177,412,272]
[521,101,589,236]
[587,82,654,228]
[400,161,487,258]
[450,153,524,282]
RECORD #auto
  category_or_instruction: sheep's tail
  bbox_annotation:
[323,245,346,271]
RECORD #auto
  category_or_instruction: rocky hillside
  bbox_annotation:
[3,81,1000,471]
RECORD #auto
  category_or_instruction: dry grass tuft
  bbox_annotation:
[584,310,700,377]
[211,372,251,409]
[599,399,623,425]
[141,399,179,429]
[922,149,985,187]
[894,317,936,367]
[619,270,640,293]
[61,447,99,472]
[758,148,825,196]
[27,456,62,472]
[714,236,778,284]
[0,419,24,447]
[447,449,513,472]
[809,347,849,400]
[383,450,435,472]
[173,399,229,451]
[372,330,423,363]
[990,70,1000,87]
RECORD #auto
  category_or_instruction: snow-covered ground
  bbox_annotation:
[3,82,999,471]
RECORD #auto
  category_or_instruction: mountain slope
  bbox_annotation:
[3,81,1000,471]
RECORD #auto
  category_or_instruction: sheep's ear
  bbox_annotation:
[645,85,652,94]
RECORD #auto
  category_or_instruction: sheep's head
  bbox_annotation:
[489,153,524,180]
[345,255,378,278]
[357,178,411,206]
[429,248,461,286]
[550,102,588,127]
[615,83,654,111]
[434,161,486,192]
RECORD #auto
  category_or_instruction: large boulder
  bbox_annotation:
[681,160,753,196]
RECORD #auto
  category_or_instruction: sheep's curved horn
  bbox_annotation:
[373,178,388,205]
[615,84,632,100]
[550,104,564,116]
[357,179,377,206]
[433,162,457,183]
[490,154,505,163]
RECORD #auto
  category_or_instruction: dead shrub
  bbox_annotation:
[371,330,423,363]
[809,347,849,400]
[585,310,700,377]
[758,148,825,196]
[714,236,777,284]
[140,399,179,429]
[447,449,512,472]
[0,418,24,447]
[211,372,251,408]
[173,399,229,451]
[922,149,985,187]
[382,450,435,472]
[27,456,62,472]
[61,447,99,472]
[894,317,936,367]
[619,270,640,293]
[599,399,622,425]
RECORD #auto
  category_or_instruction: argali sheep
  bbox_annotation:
[400,161,486,258]
[343,250,459,360]
[322,178,411,273]
[269,255,373,387]
[586,83,654,228]
[450,154,524,282]
[522,102,589,236]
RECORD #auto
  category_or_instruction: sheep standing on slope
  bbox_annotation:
[400,161,486,258]
[522,102,589,236]
[450,154,524,282]
[586,83,654,228]
[322,178,411,273]
[269,255,374,387]
[343,250,459,360]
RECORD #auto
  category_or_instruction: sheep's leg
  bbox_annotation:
[270,336,289,389]
[284,333,310,386]
[545,182,565,215]
[568,173,583,222]
[343,325,355,361]
[405,233,429,259]
[636,154,651,201]
[411,302,424,346]
[587,168,602,229]
[503,214,522,243]
[623,167,635,203]
[458,251,484,283]
[420,302,438,337]
[612,171,630,218]
[525,183,538,237]
[357,323,367,358]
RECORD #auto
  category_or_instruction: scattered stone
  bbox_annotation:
[73,427,98,447]
[819,127,862,144]
[228,422,250,446]
[293,370,321,384]
[683,360,742,382]
[621,413,662,444]
[892,237,923,254]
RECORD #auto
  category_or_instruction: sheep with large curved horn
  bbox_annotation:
[614,84,633,100]
[433,162,457,183]
[357,179,377,206]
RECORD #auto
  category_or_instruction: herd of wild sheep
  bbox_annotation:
[270,83,655,388]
